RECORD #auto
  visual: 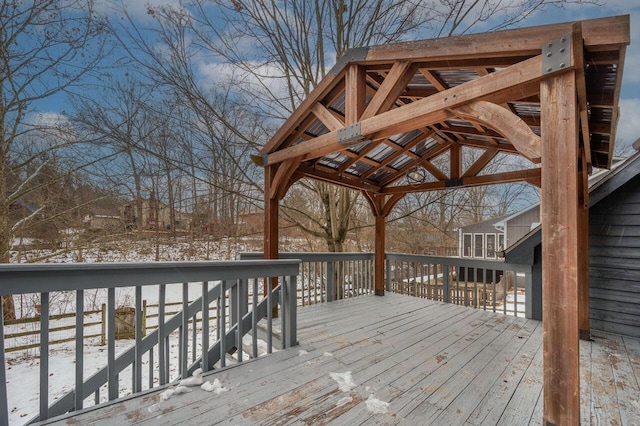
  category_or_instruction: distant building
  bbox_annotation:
[83,213,123,232]
[119,195,191,231]
[458,204,540,259]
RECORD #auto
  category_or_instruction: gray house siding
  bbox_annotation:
[504,152,640,338]
[506,205,540,248]
[589,173,640,337]
[459,216,504,258]
[459,204,541,259]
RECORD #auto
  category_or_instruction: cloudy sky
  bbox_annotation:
[42,1,640,155]
[521,0,640,154]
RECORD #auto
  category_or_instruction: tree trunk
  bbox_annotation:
[2,296,16,321]
[0,121,16,320]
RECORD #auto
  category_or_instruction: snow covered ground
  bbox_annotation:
[4,316,274,425]
[4,237,272,425]
[3,236,524,424]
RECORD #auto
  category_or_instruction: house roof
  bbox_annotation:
[588,150,640,206]
[504,148,640,264]
[255,15,629,199]
[494,203,540,229]
[459,213,507,232]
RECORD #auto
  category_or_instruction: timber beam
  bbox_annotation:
[381,168,541,194]
[450,101,541,163]
[260,54,559,168]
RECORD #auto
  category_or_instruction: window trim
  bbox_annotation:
[486,233,497,259]
[473,233,484,258]
[462,233,473,257]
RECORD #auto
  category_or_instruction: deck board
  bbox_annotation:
[39,294,640,425]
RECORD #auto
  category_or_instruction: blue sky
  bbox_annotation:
[521,0,640,154]
[36,1,640,155]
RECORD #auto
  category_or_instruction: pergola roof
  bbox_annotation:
[259,15,631,425]
[256,15,629,199]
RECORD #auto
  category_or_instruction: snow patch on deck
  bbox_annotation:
[329,371,357,392]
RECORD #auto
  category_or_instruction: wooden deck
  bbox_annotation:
[41,293,640,425]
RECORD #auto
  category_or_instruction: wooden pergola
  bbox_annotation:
[254,15,630,425]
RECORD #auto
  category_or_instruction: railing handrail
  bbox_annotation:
[0,260,301,295]
[0,259,300,425]
[385,252,537,319]
[240,252,375,262]
[385,252,531,273]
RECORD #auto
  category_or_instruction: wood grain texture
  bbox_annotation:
[451,101,541,163]
[541,68,580,424]
[39,294,639,426]
[264,55,547,167]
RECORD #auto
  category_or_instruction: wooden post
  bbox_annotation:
[264,165,279,319]
[541,67,580,425]
[264,165,279,263]
[578,150,590,341]
[345,64,366,124]
[374,214,385,296]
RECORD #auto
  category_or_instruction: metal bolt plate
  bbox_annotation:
[542,34,572,74]
[445,178,463,188]
[338,123,363,144]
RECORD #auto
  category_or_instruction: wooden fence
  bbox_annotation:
[3,301,223,353]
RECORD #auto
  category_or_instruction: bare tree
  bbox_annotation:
[188,0,431,251]
[182,0,593,252]
[429,0,601,37]
[106,0,597,254]
[0,0,108,318]
[110,5,266,243]
[72,78,157,232]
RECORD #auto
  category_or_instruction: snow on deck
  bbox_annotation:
[37,294,640,425]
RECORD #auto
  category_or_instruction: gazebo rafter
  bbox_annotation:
[256,15,630,425]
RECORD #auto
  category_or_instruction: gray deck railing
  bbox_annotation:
[0,260,300,425]
[237,252,537,318]
[386,253,537,319]
[239,252,375,304]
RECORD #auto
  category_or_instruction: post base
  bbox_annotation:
[374,289,385,296]
[579,328,591,341]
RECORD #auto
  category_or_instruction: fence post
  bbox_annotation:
[442,264,450,303]
[0,302,9,426]
[282,274,298,348]
[326,261,335,302]
[142,300,147,337]
[101,303,106,346]
[385,256,391,292]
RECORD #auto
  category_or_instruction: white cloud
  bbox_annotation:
[597,0,640,13]
[622,12,640,84]
[615,98,640,154]
[95,0,184,20]
[198,60,298,104]
[25,111,70,128]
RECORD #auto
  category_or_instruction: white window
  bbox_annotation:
[486,234,496,258]
[474,234,484,258]
[498,233,505,251]
[462,234,472,257]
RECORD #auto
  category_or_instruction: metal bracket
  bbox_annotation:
[542,34,572,74]
[338,123,363,144]
[331,47,369,75]
[445,178,463,188]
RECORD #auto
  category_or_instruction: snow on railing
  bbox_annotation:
[0,260,300,425]
[239,252,376,304]
[386,253,534,318]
